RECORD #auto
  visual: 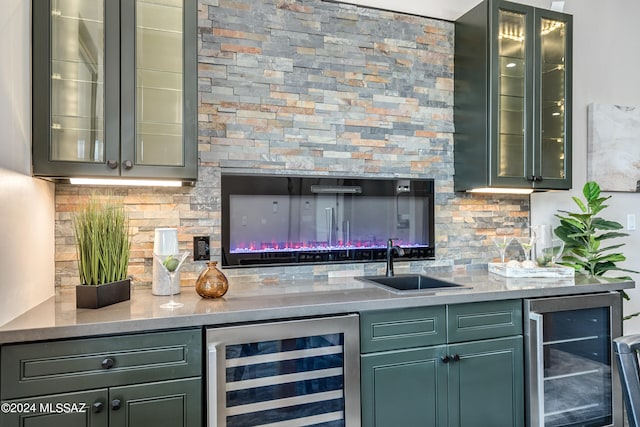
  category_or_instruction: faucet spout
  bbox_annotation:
[386,238,405,277]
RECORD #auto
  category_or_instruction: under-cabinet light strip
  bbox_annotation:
[468,187,534,194]
[69,178,182,187]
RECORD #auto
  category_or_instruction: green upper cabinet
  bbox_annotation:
[32,0,197,181]
[454,0,572,191]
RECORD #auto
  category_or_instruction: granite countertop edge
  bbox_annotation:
[0,272,634,345]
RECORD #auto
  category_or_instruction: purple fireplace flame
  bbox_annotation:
[231,239,426,254]
[222,175,435,267]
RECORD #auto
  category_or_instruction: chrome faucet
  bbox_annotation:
[386,238,405,277]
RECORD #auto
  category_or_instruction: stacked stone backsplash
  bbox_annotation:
[54,0,530,287]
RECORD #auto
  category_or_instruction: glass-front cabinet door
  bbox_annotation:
[495,6,531,182]
[50,0,105,164]
[33,0,117,177]
[120,0,196,178]
[535,9,572,188]
[32,0,196,181]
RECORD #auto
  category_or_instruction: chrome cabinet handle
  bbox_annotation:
[106,160,118,169]
[122,160,133,169]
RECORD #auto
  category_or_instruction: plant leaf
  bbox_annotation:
[583,181,601,201]
[596,231,629,241]
[571,196,588,213]
[591,218,624,230]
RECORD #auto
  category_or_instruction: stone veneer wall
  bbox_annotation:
[54,0,530,287]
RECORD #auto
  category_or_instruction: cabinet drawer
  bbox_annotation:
[447,299,522,343]
[360,306,446,353]
[1,328,202,399]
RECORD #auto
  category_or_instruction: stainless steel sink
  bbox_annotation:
[358,274,469,293]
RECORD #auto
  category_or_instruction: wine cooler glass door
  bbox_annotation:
[207,315,361,427]
[526,292,623,427]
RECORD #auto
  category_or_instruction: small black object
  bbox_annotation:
[76,279,131,309]
[194,236,210,261]
[101,358,114,369]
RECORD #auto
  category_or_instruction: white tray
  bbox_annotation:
[488,262,575,278]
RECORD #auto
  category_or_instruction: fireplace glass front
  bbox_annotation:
[221,174,435,267]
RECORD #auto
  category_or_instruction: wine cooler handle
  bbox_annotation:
[530,312,545,425]
[208,343,218,427]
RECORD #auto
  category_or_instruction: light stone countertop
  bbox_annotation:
[0,270,634,344]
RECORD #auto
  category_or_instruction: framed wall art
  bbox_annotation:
[588,103,640,192]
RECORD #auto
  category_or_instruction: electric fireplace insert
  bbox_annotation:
[221,174,436,267]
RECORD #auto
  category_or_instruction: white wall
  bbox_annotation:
[529,0,640,333]
[0,0,55,325]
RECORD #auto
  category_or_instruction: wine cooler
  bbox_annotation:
[206,315,361,427]
[524,292,623,427]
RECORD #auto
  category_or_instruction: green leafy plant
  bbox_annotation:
[554,181,633,279]
[73,196,131,286]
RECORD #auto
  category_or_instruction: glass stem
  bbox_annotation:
[168,272,175,300]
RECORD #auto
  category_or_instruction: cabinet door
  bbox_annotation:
[32,0,197,180]
[119,0,197,180]
[361,346,448,427]
[447,336,524,427]
[490,0,535,188]
[109,378,201,427]
[0,389,108,427]
[533,7,572,189]
[32,0,120,178]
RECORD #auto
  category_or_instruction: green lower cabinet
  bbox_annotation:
[448,336,524,427]
[110,378,201,427]
[361,337,524,427]
[0,389,108,427]
[0,379,201,427]
[361,346,449,427]
[1,329,203,427]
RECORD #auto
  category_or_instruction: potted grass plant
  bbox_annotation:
[73,196,132,308]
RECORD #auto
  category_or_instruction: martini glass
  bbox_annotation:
[153,251,189,309]
[517,235,536,262]
[492,236,513,263]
